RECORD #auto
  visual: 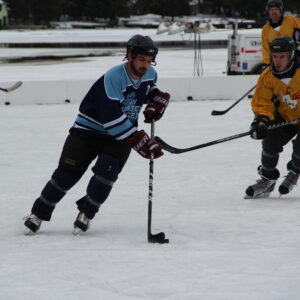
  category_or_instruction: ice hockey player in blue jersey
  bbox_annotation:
[23,34,171,235]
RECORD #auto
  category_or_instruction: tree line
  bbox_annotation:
[5,0,300,26]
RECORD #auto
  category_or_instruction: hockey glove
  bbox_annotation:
[143,91,170,123]
[250,115,270,140]
[126,130,163,159]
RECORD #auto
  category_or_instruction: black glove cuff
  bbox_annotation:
[251,115,270,127]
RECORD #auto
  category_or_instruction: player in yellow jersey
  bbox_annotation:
[245,36,300,198]
[262,0,300,65]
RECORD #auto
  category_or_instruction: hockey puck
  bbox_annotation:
[4,101,10,105]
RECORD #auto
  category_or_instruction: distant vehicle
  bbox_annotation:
[227,30,263,75]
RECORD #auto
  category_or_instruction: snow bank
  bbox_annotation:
[1,75,259,105]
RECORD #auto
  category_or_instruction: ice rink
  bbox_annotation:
[1,27,300,300]
[1,100,300,300]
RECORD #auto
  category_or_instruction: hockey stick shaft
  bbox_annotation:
[0,81,22,92]
[155,118,300,154]
[211,84,256,116]
[147,121,155,241]
[267,117,300,130]
[147,120,169,243]
[155,131,250,154]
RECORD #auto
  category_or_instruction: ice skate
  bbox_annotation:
[278,170,299,195]
[245,176,277,198]
[73,212,91,235]
[23,214,42,235]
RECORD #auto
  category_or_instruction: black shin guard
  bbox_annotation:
[260,150,280,179]
[290,136,300,174]
[32,168,83,221]
[76,154,120,219]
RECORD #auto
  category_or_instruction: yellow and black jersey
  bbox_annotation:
[262,16,300,64]
[252,67,300,122]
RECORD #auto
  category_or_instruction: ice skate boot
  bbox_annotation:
[23,214,42,235]
[73,212,91,235]
[278,170,299,195]
[245,176,277,198]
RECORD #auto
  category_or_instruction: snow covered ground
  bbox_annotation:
[0,48,228,82]
[2,27,300,300]
[0,27,262,81]
[0,27,260,44]
[1,100,300,300]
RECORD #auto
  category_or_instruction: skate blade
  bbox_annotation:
[244,192,271,199]
[24,227,36,236]
[73,227,83,236]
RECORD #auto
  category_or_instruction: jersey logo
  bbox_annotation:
[280,90,298,110]
[122,93,141,121]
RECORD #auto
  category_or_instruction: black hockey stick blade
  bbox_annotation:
[211,85,256,116]
[154,131,250,154]
[0,81,22,92]
[147,197,169,244]
[211,107,232,116]
[148,231,169,244]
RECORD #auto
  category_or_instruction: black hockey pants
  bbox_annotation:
[260,124,300,179]
[31,131,131,221]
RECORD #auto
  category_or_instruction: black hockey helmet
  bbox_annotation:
[126,34,158,62]
[266,0,283,11]
[270,36,296,74]
[270,36,295,54]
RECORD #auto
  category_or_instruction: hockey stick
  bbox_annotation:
[211,84,256,116]
[155,118,300,154]
[155,131,250,154]
[147,120,169,244]
[0,81,22,92]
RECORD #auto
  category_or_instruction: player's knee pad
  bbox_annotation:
[262,141,283,156]
[38,167,83,215]
[290,153,300,174]
[92,154,120,182]
[293,136,300,155]
[86,154,120,206]
[51,166,83,191]
[59,156,89,176]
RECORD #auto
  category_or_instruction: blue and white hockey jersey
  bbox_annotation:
[71,62,159,140]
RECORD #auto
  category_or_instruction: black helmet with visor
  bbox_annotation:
[270,36,296,75]
[126,35,158,64]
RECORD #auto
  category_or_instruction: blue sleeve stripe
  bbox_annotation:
[106,119,134,136]
[75,116,107,133]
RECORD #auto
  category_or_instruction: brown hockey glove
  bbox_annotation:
[126,130,163,159]
[143,91,170,123]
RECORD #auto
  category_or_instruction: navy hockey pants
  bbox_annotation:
[260,124,300,179]
[31,131,131,221]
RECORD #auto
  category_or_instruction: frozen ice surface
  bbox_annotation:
[1,99,300,300]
